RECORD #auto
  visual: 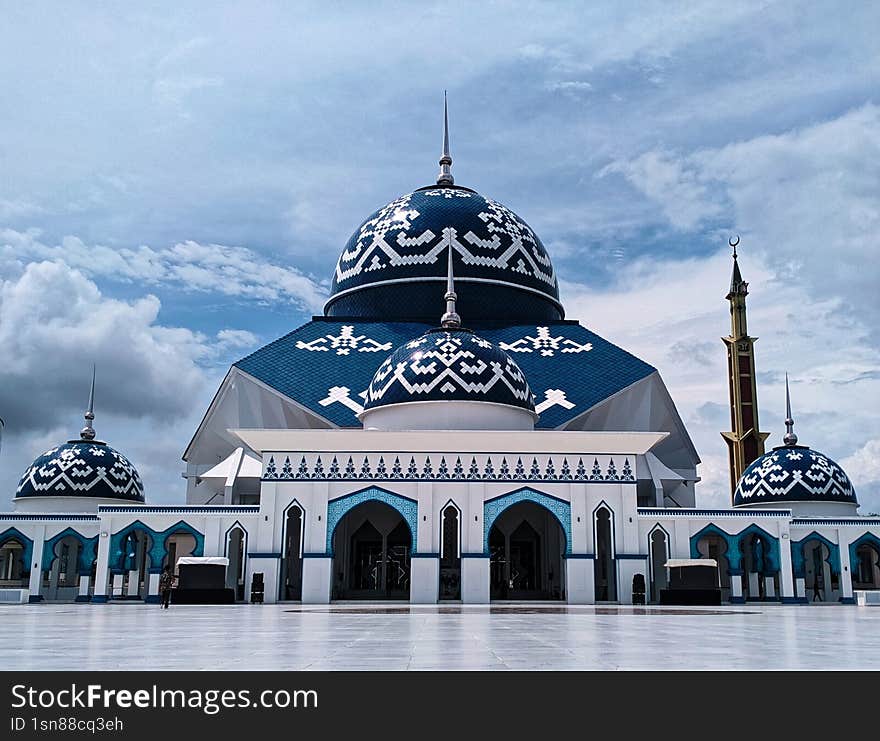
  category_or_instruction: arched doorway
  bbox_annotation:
[226,526,247,601]
[164,532,197,572]
[489,500,565,600]
[117,529,150,599]
[741,532,777,601]
[649,529,668,603]
[803,540,839,602]
[43,535,82,601]
[854,543,880,589]
[594,507,616,602]
[331,500,412,600]
[280,506,303,601]
[0,534,29,588]
[439,504,461,600]
[695,533,730,601]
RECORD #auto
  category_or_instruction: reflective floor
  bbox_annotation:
[2,602,878,670]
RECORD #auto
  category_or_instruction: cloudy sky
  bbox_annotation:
[1,1,878,511]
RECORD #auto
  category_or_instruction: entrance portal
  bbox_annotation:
[489,500,565,600]
[332,500,411,600]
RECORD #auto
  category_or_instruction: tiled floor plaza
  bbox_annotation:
[3,603,878,670]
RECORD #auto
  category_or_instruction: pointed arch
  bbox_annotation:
[0,527,33,578]
[439,499,462,559]
[326,486,418,554]
[791,531,840,578]
[41,527,98,575]
[483,488,571,555]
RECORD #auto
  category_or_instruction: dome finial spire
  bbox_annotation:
[440,244,461,328]
[437,91,454,186]
[80,364,96,441]
[783,372,798,446]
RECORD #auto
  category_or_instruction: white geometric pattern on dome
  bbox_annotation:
[333,190,556,288]
[16,444,143,498]
[366,332,532,405]
[736,448,855,501]
[295,326,393,356]
[500,327,593,356]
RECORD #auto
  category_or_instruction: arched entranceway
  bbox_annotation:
[0,529,30,589]
[225,525,247,601]
[803,540,839,602]
[280,505,303,601]
[331,500,412,600]
[42,535,83,601]
[489,500,565,600]
[741,532,779,601]
[594,507,616,602]
[854,542,880,589]
[117,529,151,599]
[649,528,669,603]
[439,503,461,600]
[695,533,730,601]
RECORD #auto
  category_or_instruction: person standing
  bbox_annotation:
[159,566,175,609]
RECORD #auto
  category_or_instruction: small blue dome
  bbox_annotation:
[16,441,145,502]
[734,445,857,507]
[362,328,535,414]
[326,185,562,322]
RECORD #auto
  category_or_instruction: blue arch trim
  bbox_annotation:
[109,520,204,575]
[483,487,572,555]
[0,527,33,576]
[326,487,418,555]
[690,523,780,576]
[41,527,98,575]
[849,532,880,578]
[791,531,840,578]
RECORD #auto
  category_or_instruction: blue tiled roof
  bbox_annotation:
[235,319,655,429]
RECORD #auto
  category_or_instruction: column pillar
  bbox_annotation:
[764,576,776,599]
[91,527,112,603]
[565,556,594,604]
[729,573,744,604]
[126,570,140,597]
[838,532,854,604]
[27,524,46,603]
[795,578,806,603]
[410,555,439,604]
[112,573,124,597]
[778,528,797,603]
[461,555,490,603]
[145,571,161,604]
[76,575,91,602]
[301,555,332,604]
[748,571,760,600]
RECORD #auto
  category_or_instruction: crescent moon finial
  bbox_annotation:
[729,234,740,258]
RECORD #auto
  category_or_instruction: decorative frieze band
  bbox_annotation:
[262,453,636,484]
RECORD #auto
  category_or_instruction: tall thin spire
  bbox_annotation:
[727,235,746,298]
[437,91,454,186]
[440,245,461,328]
[783,372,798,446]
[80,365,96,441]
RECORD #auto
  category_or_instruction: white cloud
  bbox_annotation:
[562,247,880,513]
[216,328,260,351]
[0,260,210,434]
[598,104,880,325]
[0,229,327,312]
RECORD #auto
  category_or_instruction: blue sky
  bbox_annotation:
[1,1,878,509]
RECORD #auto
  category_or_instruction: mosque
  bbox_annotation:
[2,107,879,607]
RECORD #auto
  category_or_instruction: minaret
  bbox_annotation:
[437,91,454,186]
[721,237,769,500]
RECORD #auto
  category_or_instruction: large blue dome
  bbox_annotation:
[325,185,562,322]
[16,441,145,502]
[734,445,857,507]
[362,328,536,415]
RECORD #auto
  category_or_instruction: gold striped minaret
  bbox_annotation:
[721,237,769,501]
